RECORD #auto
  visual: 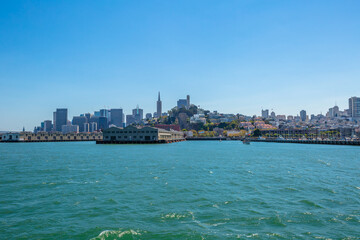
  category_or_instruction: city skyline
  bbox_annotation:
[5,94,360,132]
[1,1,360,130]
[0,93,358,131]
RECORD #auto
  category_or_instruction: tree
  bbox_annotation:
[252,129,261,137]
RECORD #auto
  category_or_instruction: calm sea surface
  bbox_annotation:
[0,141,359,239]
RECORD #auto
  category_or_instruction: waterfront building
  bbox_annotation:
[349,97,360,118]
[54,108,68,132]
[110,108,124,127]
[101,125,184,143]
[300,110,306,122]
[43,120,52,132]
[261,109,269,118]
[12,132,103,142]
[72,116,87,132]
[0,132,20,142]
[157,92,162,119]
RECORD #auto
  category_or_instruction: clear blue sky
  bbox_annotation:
[1,0,359,131]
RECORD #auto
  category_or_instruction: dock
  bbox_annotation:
[96,139,186,144]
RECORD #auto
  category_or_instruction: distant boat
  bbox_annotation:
[243,138,250,145]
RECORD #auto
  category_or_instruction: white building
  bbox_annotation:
[0,132,20,142]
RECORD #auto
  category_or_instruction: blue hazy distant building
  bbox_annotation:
[98,116,108,130]
[300,110,307,121]
[43,120,52,132]
[110,108,124,127]
[72,116,87,132]
[53,108,68,132]
[349,97,360,118]
[177,95,190,109]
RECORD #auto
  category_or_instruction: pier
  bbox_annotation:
[96,139,186,144]
[251,139,360,146]
[186,137,360,146]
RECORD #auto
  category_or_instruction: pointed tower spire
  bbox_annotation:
[157,91,162,119]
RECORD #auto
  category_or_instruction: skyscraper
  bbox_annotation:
[300,110,307,122]
[100,109,110,122]
[261,109,269,118]
[110,108,124,127]
[157,92,162,118]
[349,97,360,118]
[43,120,52,132]
[132,105,143,123]
[98,116,108,130]
[72,116,87,132]
[54,108,68,132]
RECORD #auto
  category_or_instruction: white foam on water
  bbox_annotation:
[91,229,143,240]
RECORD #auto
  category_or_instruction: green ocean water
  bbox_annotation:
[0,141,359,239]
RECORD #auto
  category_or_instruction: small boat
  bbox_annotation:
[242,138,250,145]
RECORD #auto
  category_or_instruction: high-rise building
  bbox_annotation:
[300,110,306,121]
[157,92,162,119]
[132,105,143,122]
[90,122,98,132]
[126,115,136,126]
[84,113,91,122]
[110,109,124,127]
[43,120,52,132]
[54,108,68,132]
[349,97,360,118]
[98,116,108,130]
[84,123,90,132]
[100,109,111,122]
[72,116,87,132]
[261,109,269,118]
